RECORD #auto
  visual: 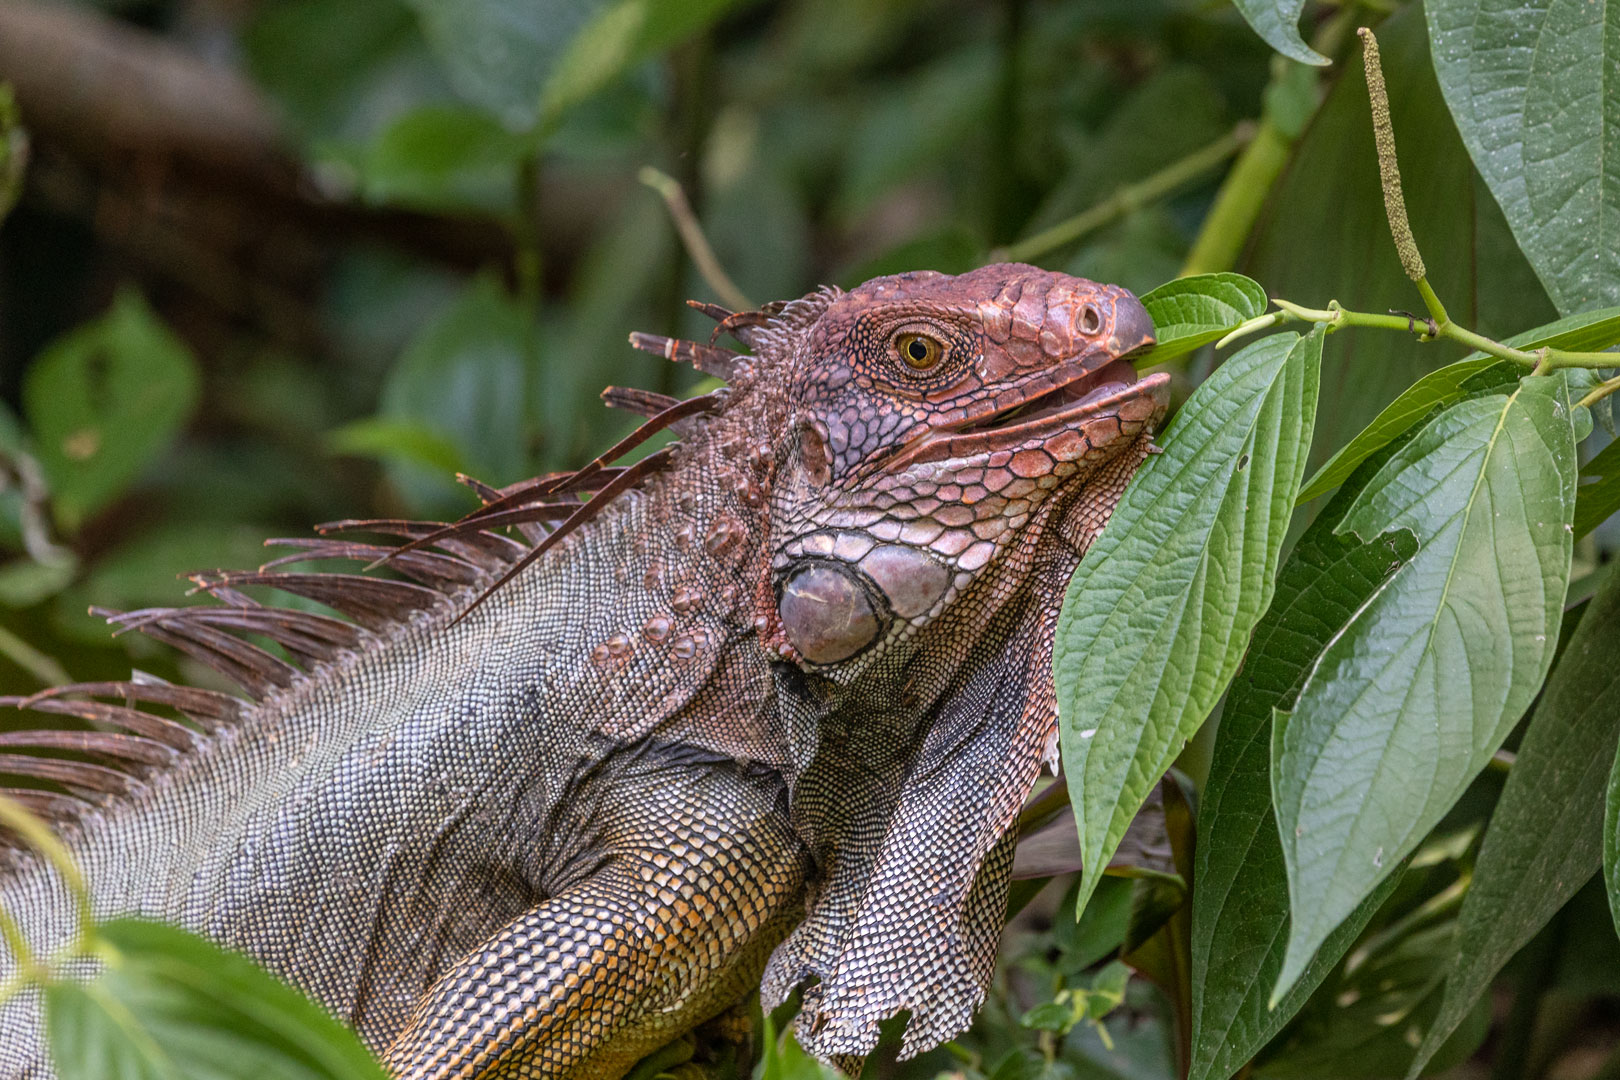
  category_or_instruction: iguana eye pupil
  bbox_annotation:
[896,333,944,370]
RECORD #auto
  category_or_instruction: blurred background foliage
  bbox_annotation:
[0,0,1613,1076]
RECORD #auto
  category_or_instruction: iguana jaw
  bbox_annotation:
[889,364,1170,469]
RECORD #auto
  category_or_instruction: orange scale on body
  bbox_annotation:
[982,467,1015,492]
[1009,449,1050,479]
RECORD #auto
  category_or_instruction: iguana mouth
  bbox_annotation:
[887,360,1171,469]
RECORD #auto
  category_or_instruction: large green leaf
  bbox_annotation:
[538,0,753,130]
[243,0,451,148]
[47,918,385,1080]
[1188,452,1418,1080]
[404,0,749,130]
[1253,922,1488,1079]
[1058,328,1321,918]
[1136,273,1269,365]
[402,0,601,128]
[1272,374,1580,1001]
[22,290,201,532]
[1232,0,1327,66]
[1299,304,1620,503]
[1409,569,1620,1076]
[1576,437,1620,541]
[1427,0,1620,316]
[1242,4,1556,471]
[355,104,533,213]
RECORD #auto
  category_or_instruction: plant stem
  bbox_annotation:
[1269,298,1620,371]
[0,623,68,687]
[1180,117,1289,275]
[640,166,753,314]
[995,123,1254,265]
[1579,373,1620,410]
[514,154,543,316]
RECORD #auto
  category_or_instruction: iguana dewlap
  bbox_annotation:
[0,264,1166,1078]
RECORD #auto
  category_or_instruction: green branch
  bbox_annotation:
[1263,298,1619,372]
[994,123,1254,265]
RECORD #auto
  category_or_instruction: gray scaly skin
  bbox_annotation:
[0,263,1165,1078]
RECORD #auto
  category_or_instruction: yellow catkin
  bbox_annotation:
[1359,28,1426,281]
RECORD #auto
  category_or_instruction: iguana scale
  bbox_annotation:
[0,264,1165,1078]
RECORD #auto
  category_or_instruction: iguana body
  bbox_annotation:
[0,264,1165,1078]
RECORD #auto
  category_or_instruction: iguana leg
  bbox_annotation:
[382,767,806,1080]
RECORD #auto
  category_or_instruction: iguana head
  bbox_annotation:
[747,263,1169,1061]
[764,262,1166,673]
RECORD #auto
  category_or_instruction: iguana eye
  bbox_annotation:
[895,332,944,370]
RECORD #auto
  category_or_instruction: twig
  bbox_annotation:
[1268,298,1620,372]
[1579,373,1620,411]
[638,166,753,314]
[0,624,68,689]
[995,123,1255,265]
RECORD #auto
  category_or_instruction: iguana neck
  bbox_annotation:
[533,378,790,766]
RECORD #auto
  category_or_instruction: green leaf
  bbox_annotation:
[327,416,470,476]
[1242,4,1556,472]
[356,104,533,213]
[1575,437,1620,541]
[22,290,201,531]
[755,1013,840,1080]
[376,275,532,513]
[1188,451,1419,1080]
[402,0,601,129]
[1136,273,1269,365]
[1253,921,1488,1080]
[1272,375,1580,1002]
[1410,569,1620,1076]
[1058,328,1321,918]
[1300,305,1620,503]
[47,918,385,1080]
[1231,0,1328,66]
[539,0,752,130]
[1427,0,1620,316]
[243,0,451,148]
[1053,875,1134,975]
[0,559,76,609]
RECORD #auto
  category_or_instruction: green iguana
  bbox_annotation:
[0,263,1164,1079]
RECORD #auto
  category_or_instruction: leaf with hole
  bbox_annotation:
[22,290,201,532]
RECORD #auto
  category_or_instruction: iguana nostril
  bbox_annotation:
[1080,306,1102,335]
[778,563,880,664]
